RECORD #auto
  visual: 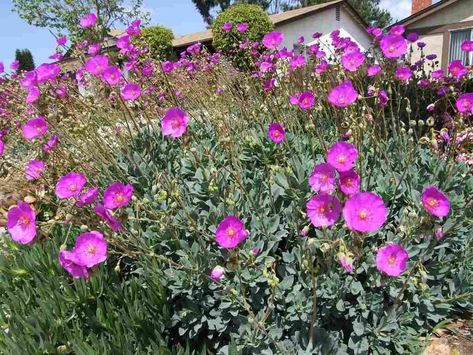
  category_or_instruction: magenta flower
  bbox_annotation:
[7,201,36,244]
[215,216,248,249]
[80,13,97,28]
[102,65,122,85]
[36,63,61,83]
[395,66,412,81]
[57,35,67,46]
[20,71,37,88]
[327,141,358,172]
[94,204,122,232]
[161,107,189,139]
[25,160,45,181]
[210,266,225,282]
[222,22,233,32]
[367,65,381,76]
[339,170,360,195]
[461,40,473,52]
[389,24,405,36]
[343,192,387,233]
[290,55,306,69]
[120,83,141,101]
[306,194,341,228]
[10,60,19,70]
[161,61,174,73]
[455,93,473,114]
[72,231,107,268]
[309,163,336,194]
[339,255,353,273]
[116,34,131,50]
[237,23,249,33]
[406,32,419,42]
[103,182,133,209]
[43,135,58,152]
[380,34,407,58]
[262,31,284,49]
[22,117,48,140]
[0,140,4,156]
[76,186,99,207]
[421,186,450,218]
[341,51,365,72]
[448,60,468,78]
[298,91,315,110]
[328,81,358,108]
[267,122,285,143]
[59,250,89,279]
[0,61,4,73]
[88,43,101,55]
[85,55,109,75]
[376,244,408,277]
[435,226,444,240]
[55,172,87,199]
[289,93,300,105]
[26,87,41,104]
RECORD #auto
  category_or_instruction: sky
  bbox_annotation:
[0,0,417,68]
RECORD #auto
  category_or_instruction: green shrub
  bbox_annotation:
[212,4,273,68]
[135,25,174,60]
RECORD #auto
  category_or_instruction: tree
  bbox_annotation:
[280,0,392,28]
[15,49,35,72]
[191,0,272,24]
[11,0,151,41]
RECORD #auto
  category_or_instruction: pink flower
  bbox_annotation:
[36,63,60,83]
[0,62,4,73]
[237,23,249,33]
[120,83,141,101]
[0,140,4,156]
[389,24,405,36]
[20,71,37,88]
[22,116,48,140]
[327,141,358,172]
[59,250,89,279]
[72,231,107,268]
[380,34,407,58]
[309,163,336,193]
[267,122,285,143]
[161,107,189,139]
[103,182,133,209]
[116,35,131,50]
[262,31,284,49]
[76,186,99,207]
[298,91,315,110]
[85,55,109,75]
[215,216,248,249]
[367,65,381,76]
[289,93,300,105]
[57,35,67,46]
[80,13,97,28]
[341,51,365,72]
[290,55,305,69]
[10,60,19,70]
[55,172,87,199]
[328,80,358,108]
[222,22,233,32]
[448,60,468,78]
[88,43,101,55]
[7,201,37,244]
[406,32,419,42]
[461,40,473,52]
[455,93,473,114]
[25,160,45,181]
[210,266,225,282]
[339,254,353,273]
[43,135,58,152]
[431,69,444,79]
[339,170,360,195]
[376,244,408,277]
[306,194,341,228]
[395,66,412,81]
[315,60,328,74]
[26,86,41,104]
[94,204,122,232]
[161,61,174,73]
[421,186,450,218]
[102,65,122,85]
[343,192,387,233]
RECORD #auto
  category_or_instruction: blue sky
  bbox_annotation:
[0,0,413,68]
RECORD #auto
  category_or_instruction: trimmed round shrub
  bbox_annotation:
[211,4,273,54]
[135,25,174,60]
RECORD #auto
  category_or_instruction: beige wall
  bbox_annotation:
[410,33,444,68]
[408,0,473,29]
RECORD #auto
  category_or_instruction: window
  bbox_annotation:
[449,28,473,65]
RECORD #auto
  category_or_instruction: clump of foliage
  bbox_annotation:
[0,14,472,354]
[134,25,175,60]
[212,3,273,67]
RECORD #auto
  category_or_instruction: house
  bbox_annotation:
[395,0,473,70]
[172,0,372,53]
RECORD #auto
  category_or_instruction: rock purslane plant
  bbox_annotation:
[0,12,472,354]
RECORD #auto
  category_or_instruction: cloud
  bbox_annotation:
[380,0,412,22]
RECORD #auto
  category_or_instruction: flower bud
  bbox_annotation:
[210,266,225,282]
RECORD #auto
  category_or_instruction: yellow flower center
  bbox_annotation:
[388,255,396,265]
[115,193,125,203]
[19,216,30,227]
[87,244,96,255]
[337,155,346,163]
[319,206,325,213]
[344,178,352,187]
[389,45,395,53]
[226,227,236,238]
[68,184,77,192]
[427,198,438,208]
[273,130,280,137]
[171,118,180,129]
[358,209,368,220]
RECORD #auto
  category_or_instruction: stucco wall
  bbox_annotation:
[408,0,473,29]
[274,6,372,52]
[410,33,444,67]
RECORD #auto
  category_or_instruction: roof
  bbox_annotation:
[171,0,367,48]
[393,0,460,27]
